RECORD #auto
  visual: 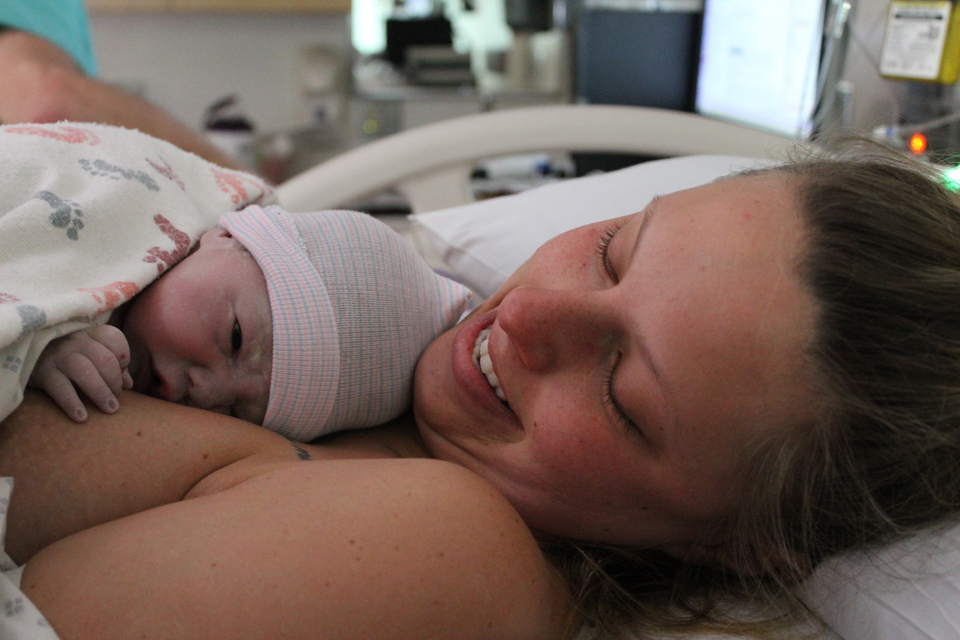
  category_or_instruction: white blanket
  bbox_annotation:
[0,123,275,423]
[0,478,58,640]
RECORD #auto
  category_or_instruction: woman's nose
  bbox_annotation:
[187,366,234,413]
[496,286,609,372]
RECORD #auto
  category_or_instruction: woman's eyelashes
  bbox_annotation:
[602,354,640,435]
[596,219,640,436]
[231,318,243,355]
[596,220,628,283]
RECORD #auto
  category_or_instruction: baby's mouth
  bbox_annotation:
[129,347,155,394]
[473,327,507,404]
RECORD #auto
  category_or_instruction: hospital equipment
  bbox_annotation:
[277,104,960,639]
[880,0,960,84]
[576,0,701,112]
[696,0,848,139]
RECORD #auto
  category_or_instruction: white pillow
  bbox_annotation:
[410,154,960,640]
[410,155,771,297]
[798,522,960,640]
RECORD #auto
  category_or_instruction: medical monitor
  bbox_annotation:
[577,2,701,111]
[696,0,827,138]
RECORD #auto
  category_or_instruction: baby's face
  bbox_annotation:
[123,227,273,424]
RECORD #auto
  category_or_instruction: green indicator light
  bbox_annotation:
[944,164,960,192]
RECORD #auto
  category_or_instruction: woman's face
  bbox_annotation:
[413,173,820,553]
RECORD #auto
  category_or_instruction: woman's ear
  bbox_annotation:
[662,541,812,582]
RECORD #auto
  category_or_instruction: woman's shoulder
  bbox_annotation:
[27,456,574,640]
[253,457,575,639]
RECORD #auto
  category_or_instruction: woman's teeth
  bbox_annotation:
[473,327,507,402]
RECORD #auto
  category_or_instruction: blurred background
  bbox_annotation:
[85,0,960,193]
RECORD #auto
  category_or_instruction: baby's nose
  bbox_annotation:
[187,366,234,413]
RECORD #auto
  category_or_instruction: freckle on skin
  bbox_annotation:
[136,431,142,437]
[203,453,209,460]
[349,539,356,545]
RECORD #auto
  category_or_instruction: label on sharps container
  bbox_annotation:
[881,1,952,80]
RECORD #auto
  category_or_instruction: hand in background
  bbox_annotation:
[0,29,247,172]
[29,325,133,422]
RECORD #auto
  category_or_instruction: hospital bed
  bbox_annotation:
[276,104,791,214]
[276,104,960,640]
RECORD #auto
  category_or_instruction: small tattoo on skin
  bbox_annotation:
[291,443,311,461]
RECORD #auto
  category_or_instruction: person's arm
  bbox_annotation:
[0,390,303,562]
[0,29,247,171]
[22,457,573,640]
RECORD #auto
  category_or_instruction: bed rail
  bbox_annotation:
[276,104,793,214]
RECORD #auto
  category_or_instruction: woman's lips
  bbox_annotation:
[451,309,523,431]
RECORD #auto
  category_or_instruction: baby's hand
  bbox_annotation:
[29,325,133,422]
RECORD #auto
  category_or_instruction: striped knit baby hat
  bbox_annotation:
[219,205,471,441]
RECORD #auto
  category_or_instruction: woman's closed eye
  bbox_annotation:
[596,220,627,283]
[231,319,243,354]
[602,353,640,435]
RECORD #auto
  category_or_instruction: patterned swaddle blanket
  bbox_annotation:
[0,477,58,640]
[0,122,275,423]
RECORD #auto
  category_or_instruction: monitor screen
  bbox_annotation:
[696,0,826,138]
[577,7,701,112]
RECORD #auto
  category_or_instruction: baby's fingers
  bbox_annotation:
[69,333,127,397]
[31,367,88,422]
[84,325,131,374]
[57,352,121,416]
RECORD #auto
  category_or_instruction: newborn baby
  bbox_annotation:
[0,122,469,442]
[30,206,470,441]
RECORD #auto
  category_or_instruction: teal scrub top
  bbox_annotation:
[0,0,97,76]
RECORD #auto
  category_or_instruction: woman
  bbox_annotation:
[3,143,960,639]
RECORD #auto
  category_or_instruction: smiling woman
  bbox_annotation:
[415,143,960,636]
[414,174,818,552]
[4,141,960,640]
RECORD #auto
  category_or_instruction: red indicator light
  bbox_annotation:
[910,132,928,154]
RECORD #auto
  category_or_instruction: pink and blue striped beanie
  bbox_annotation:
[218,205,471,441]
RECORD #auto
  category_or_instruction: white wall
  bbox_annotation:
[89,12,351,134]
